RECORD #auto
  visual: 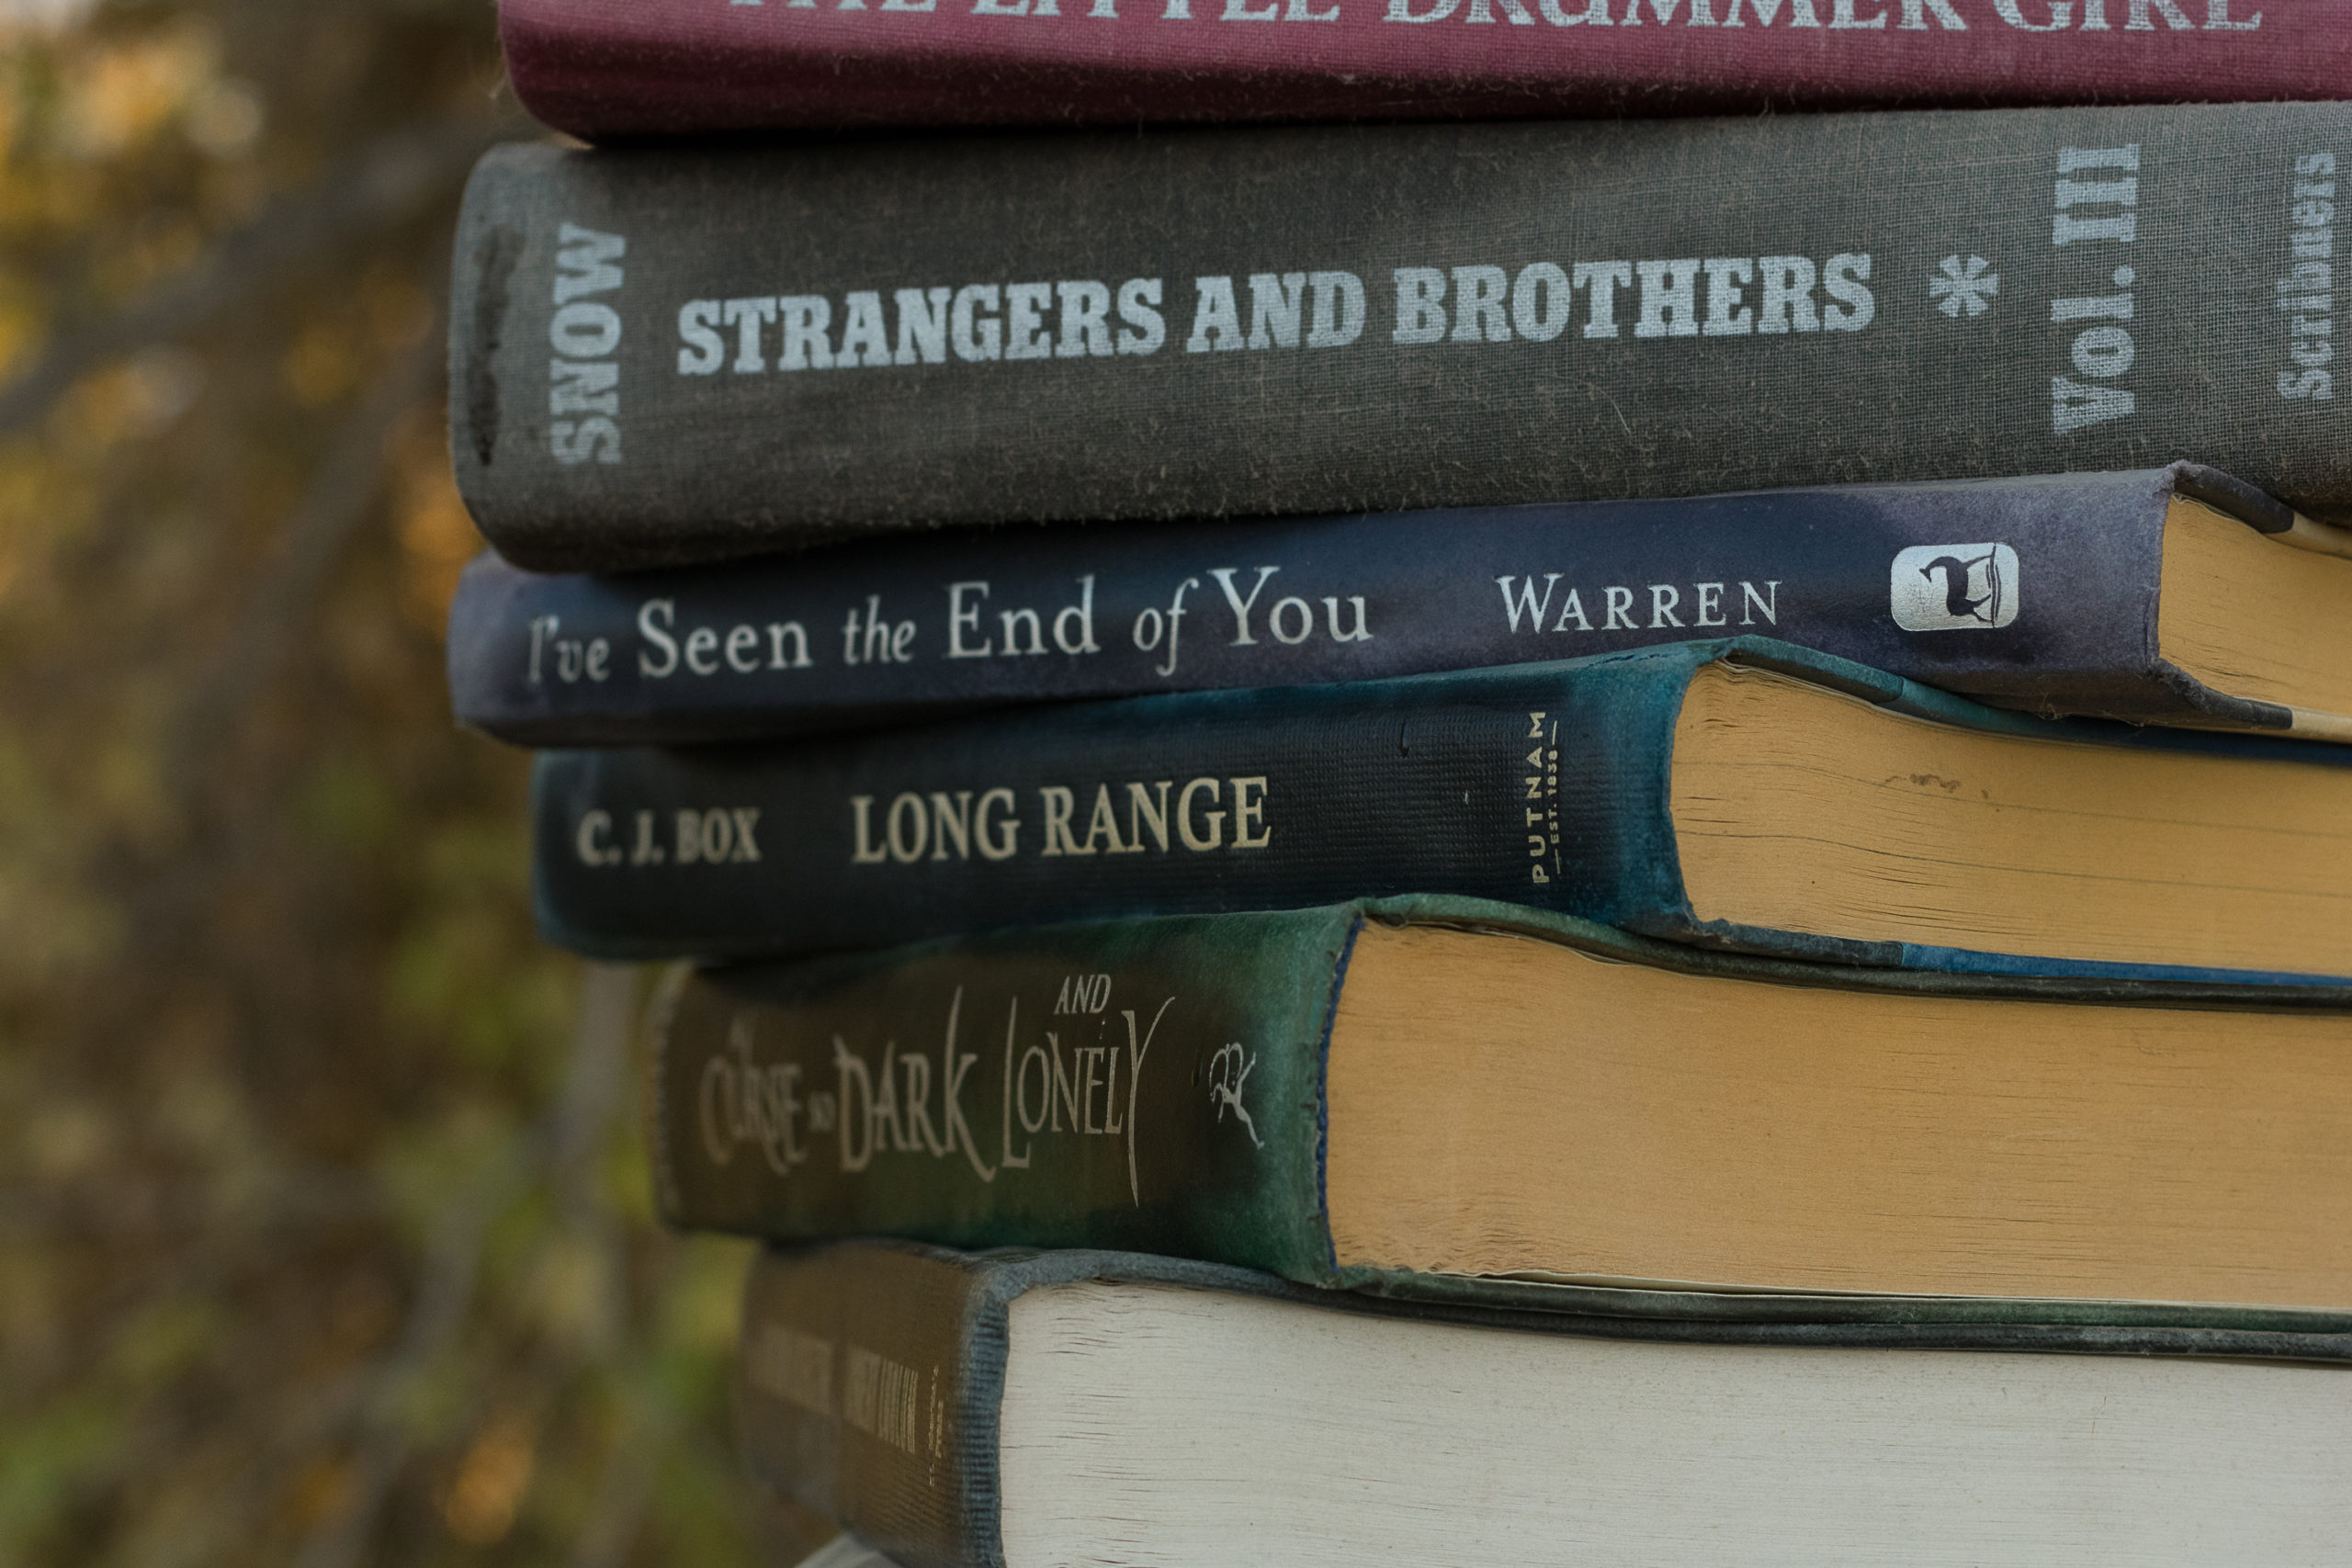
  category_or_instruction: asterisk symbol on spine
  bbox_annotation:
[1929,254,2000,318]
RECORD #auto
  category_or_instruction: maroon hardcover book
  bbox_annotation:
[500,0,2349,139]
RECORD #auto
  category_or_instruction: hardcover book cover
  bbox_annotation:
[447,104,2352,570]
[658,897,2352,1329]
[731,1242,2352,1568]
[449,464,2346,745]
[530,637,2352,981]
[497,0,2352,139]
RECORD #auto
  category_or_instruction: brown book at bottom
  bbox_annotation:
[732,1239,2352,1568]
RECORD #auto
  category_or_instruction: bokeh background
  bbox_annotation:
[0,4,777,1563]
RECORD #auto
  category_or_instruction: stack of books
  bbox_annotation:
[447,4,2352,1561]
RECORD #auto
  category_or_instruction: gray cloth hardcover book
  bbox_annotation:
[447,104,2350,572]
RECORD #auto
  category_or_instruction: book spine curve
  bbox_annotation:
[446,150,527,535]
[643,961,694,1227]
[737,1245,999,1568]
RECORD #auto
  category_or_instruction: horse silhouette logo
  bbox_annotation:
[1889,543,2019,631]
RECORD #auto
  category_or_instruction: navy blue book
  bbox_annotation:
[533,637,2352,983]
[456,465,2352,747]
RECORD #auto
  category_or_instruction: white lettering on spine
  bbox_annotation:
[746,989,1186,1202]
[727,0,2263,29]
[549,222,624,465]
[1498,574,1783,635]
[2278,152,2336,401]
[746,1324,833,1416]
[2049,145,2142,433]
[842,1346,928,1457]
[827,776,1271,866]
[672,254,1876,381]
[1382,256,1866,344]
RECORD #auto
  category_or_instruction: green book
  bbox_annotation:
[661,897,2352,1333]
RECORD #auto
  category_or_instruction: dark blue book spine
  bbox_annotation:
[457,465,2291,747]
[536,640,1692,961]
[529,636,2352,980]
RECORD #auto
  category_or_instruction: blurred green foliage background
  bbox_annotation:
[0,4,778,1563]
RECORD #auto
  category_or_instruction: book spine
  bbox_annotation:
[531,647,1702,961]
[447,106,2352,571]
[735,1244,1001,1568]
[452,468,2234,747]
[656,908,1349,1278]
[497,0,2352,140]
[735,1244,1358,1568]
[730,1239,2352,1566]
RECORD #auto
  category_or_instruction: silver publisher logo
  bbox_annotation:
[1890,544,2018,631]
